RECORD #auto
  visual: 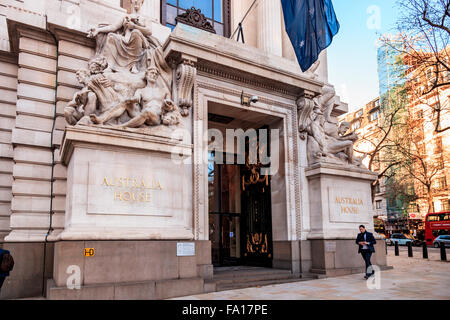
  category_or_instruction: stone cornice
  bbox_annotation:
[47,23,95,48]
[61,126,193,166]
[7,20,56,54]
[305,163,378,181]
[164,23,324,98]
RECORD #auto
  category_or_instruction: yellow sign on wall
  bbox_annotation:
[84,248,95,257]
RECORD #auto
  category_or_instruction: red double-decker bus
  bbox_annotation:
[425,212,450,245]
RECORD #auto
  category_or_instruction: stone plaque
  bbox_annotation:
[87,160,186,217]
[177,242,195,256]
[328,187,370,223]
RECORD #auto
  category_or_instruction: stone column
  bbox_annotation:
[257,0,283,56]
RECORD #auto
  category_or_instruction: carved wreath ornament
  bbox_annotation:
[175,7,216,34]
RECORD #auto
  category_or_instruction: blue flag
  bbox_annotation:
[281,0,340,72]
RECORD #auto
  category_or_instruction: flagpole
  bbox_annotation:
[230,0,260,40]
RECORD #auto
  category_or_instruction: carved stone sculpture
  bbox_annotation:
[64,69,97,125]
[298,90,362,167]
[175,7,216,34]
[65,0,195,131]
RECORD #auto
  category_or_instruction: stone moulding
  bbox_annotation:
[60,126,192,166]
[304,162,378,181]
[194,80,302,240]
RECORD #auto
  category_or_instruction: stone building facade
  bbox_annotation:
[0,0,387,299]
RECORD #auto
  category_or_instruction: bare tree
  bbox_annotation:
[353,87,406,201]
[381,0,450,132]
[390,106,443,213]
[354,84,445,213]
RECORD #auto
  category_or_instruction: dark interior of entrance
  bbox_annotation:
[208,102,278,268]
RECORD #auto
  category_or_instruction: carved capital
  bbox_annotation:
[175,58,197,117]
[298,90,316,101]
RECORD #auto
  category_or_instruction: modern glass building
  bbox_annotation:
[376,37,407,108]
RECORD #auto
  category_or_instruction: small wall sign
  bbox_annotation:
[325,241,336,253]
[177,242,195,256]
[84,248,95,257]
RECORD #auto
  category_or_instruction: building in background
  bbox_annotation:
[340,39,449,239]
[340,98,388,232]
[377,36,407,107]
[404,48,450,218]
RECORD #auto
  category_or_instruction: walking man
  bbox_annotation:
[356,225,376,279]
[0,248,13,293]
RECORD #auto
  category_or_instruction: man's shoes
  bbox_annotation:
[363,275,369,280]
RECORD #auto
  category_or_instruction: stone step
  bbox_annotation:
[213,267,292,280]
[214,272,295,285]
[215,276,314,292]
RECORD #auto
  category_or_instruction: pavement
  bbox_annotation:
[173,248,450,300]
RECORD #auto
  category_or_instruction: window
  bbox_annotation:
[434,137,443,154]
[416,110,423,119]
[369,110,379,122]
[376,200,382,209]
[356,109,363,118]
[162,0,230,36]
[426,67,436,83]
[444,71,450,82]
[407,202,416,213]
[351,120,361,131]
[442,200,450,212]
[416,143,425,155]
[436,156,445,170]
[435,177,447,190]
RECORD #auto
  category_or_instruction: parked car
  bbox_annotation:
[388,233,414,246]
[433,235,450,248]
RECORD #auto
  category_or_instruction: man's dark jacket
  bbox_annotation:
[0,248,11,277]
[355,231,376,253]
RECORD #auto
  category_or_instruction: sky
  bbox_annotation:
[327,0,401,112]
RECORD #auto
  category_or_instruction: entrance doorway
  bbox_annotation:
[208,134,273,267]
